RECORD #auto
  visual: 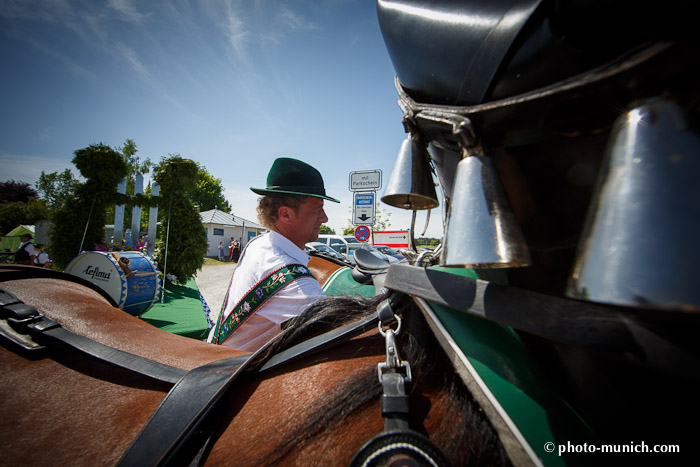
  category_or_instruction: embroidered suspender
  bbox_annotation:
[212,263,315,345]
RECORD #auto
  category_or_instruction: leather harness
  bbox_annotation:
[0,259,448,466]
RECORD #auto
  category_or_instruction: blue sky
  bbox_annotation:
[0,0,443,239]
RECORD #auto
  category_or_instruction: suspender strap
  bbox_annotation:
[212,264,315,344]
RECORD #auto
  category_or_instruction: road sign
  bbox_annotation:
[355,225,371,243]
[373,230,411,249]
[349,170,382,192]
[353,192,375,225]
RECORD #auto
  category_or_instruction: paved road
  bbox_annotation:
[194,262,236,315]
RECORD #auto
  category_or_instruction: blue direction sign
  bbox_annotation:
[353,192,375,225]
[355,225,371,243]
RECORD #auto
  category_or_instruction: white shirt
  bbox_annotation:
[208,231,326,351]
[35,251,50,266]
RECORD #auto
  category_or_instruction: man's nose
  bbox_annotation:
[320,208,328,223]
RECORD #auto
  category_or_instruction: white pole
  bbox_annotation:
[78,198,96,255]
[147,183,159,257]
[160,205,172,304]
[130,174,143,246]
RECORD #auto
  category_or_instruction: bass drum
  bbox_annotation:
[65,251,161,316]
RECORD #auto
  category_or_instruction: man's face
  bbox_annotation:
[287,197,328,246]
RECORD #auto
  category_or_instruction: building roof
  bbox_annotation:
[200,209,265,230]
[6,225,35,236]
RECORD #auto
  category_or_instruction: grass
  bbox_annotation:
[202,257,236,266]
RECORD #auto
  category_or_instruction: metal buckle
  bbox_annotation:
[377,316,412,383]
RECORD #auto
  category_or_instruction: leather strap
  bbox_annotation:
[1,275,383,465]
[119,312,380,466]
[0,288,187,384]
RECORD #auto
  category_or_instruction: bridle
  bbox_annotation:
[350,298,450,467]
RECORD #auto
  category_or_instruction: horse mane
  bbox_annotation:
[242,294,511,466]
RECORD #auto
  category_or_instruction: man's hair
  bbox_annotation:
[257,196,306,229]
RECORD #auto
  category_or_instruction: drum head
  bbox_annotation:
[65,252,127,308]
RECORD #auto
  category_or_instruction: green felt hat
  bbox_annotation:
[251,157,340,203]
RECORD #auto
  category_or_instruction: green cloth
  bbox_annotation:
[139,277,210,340]
[322,266,375,297]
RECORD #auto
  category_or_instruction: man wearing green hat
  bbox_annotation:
[208,157,340,351]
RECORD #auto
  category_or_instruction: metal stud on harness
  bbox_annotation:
[351,298,450,467]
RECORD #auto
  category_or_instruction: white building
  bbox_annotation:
[200,209,266,258]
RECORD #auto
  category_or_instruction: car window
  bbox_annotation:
[347,245,363,255]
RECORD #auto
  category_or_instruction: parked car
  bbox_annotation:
[343,244,366,265]
[346,244,401,265]
[373,245,404,260]
[316,235,364,255]
[305,242,348,261]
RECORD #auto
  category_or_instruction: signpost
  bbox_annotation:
[349,170,382,192]
[353,192,375,226]
[350,170,381,242]
[354,225,371,243]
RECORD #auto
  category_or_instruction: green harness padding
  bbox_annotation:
[322,266,375,297]
[213,264,314,344]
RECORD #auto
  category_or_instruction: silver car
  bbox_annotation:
[305,242,348,261]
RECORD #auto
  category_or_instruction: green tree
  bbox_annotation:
[50,144,128,268]
[153,155,208,285]
[0,180,38,203]
[0,198,50,235]
[118,139,152,176]
[0,180,49,234]
[415,237,440,247]
[193,164,231,212]
[319,224,335,234]
[36,169,79,210]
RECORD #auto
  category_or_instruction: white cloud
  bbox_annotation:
[107,0,150,23]
[223,3,249,60]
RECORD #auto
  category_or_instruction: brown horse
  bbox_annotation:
[0,261,508,466]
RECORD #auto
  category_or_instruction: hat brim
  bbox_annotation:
[250,187,340,203]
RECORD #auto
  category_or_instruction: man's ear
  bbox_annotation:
[277,206,295,226]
